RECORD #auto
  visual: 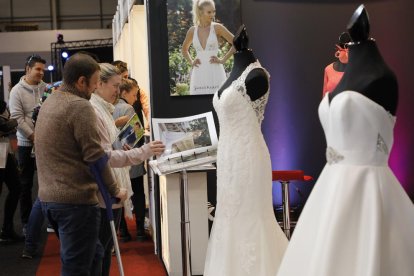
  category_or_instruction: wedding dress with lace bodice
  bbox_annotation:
[204,61,288,276]
[277,91,414,276]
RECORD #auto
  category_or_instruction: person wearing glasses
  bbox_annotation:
[322,32,351,97]
[9,54,47,234]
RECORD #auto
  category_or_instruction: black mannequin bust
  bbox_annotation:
[332,60,346,72]
[330,5,398,115]
[217,25,269,101]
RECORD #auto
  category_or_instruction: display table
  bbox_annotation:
[159,172,209,276]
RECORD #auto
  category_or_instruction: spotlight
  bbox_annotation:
[48,65,54,71]
[57,33,65,44]
[61,51,69,58]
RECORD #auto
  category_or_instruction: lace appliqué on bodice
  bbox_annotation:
[232,62,270,124]
[326,132,390,165]
[326,146,344,165]
[376,133,389,154]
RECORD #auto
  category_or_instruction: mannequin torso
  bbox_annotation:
[218,25,268,101]
[332,61,347,72]
[330,40,398,115]
[329,5,398,115]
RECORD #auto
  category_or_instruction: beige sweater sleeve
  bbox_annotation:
[93,108,154,168]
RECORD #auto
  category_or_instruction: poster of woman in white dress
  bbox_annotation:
[167,0,241,96]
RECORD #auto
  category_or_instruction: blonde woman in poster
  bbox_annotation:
[182,0,235,95]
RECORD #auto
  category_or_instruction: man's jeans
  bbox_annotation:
[41,202,103,276]
[24,198,44,253]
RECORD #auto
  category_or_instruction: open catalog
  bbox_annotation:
[116,113,145,148]
[149,112,217,175]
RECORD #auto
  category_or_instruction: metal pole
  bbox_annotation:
[179,170,192,276]
[110,221,125,276]
[50,0,58,30]
[281,181,291,240]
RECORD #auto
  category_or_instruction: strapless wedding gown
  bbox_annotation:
[277,91,414,276]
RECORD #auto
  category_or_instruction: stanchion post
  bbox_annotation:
[179,169,192,276]
[281,180,291,240]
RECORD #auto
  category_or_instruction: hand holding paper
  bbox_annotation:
[149,140,166,156]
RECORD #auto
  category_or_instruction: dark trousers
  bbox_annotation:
[0,153,21,231]
[93,207,122,276]
[119,176,145,235]
[17,146,35,225]
[41,202,101,276]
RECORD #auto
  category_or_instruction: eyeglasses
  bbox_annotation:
[26,54,41,66]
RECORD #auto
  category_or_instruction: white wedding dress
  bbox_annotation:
[190,23,226,95]
[204,61,288,276]
[277,91,414,276]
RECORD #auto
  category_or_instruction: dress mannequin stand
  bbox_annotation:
[277,6,413,276]
[206,24,288,276]
[218,25,268,101]
[330,4,398,115]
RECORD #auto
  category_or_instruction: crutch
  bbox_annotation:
[89,154,125,276]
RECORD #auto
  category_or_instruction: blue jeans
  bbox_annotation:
[41,202,102,276]
[24,198,44,253]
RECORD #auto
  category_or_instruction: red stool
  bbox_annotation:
[272,170,313,239]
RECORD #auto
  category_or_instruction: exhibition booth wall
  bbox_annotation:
[115,0,414,274]
[147,0,414,206]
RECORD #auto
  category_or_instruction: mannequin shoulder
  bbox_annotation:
[245,68,270,101]
[245,68,269,83]
[325,63,334,71]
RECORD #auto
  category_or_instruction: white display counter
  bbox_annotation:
[159,172,209,276]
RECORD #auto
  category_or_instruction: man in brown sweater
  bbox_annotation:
[35,53,127,275]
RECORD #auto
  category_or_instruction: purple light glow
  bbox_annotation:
[390,120,411,193]
[263,73,301,207]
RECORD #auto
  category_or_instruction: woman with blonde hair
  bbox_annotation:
[182,0,234,95]
[90,63,165,275]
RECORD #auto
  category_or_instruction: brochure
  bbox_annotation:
[149,112,218,175]
[117,113,145,148]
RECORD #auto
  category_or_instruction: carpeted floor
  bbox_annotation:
[0,168,166,276]
[36,219,167,276]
